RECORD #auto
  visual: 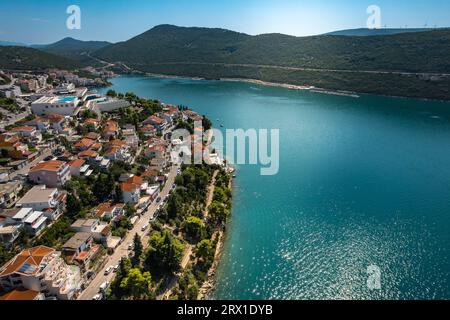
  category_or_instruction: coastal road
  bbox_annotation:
[78,165,178,300]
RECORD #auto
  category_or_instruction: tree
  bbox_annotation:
[106,89,117,97]
[183,216,205,240]
[196,239,214,259]
[132,234,143,266]
[178,270,199,300]
[119,268,152,300]
[93,173,115,202]
[145,230,184,274]
[66,193,82,218]
[208,201,229,226]
[114,184,123,203]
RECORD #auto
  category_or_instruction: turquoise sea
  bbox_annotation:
[100,76,450,300]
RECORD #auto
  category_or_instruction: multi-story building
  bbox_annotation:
[16,185,66,221]
[9,126,42,143]
[0,246,81,300]
[120,182,140,204]
[28,161,71,188]
[31,95,81,116]
[0,181,23,209]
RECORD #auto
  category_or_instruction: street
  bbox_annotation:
[78,165,178,300]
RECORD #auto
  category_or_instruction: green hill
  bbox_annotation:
[0,46,80,70]
[93,25,450,100]
[37,37,112,66]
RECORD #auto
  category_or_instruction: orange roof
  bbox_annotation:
[121,182,139,193]
[127,176,143,185]
[0,289,41,301]
[68,159,85,168]
[10,126,35,132]
[30,160,67,173]
[106,139,127,148]
[144,116,164,125]
[78,149,99,158]
[74,138,95,149]
[95,201,124,217]
[0,246,55,277]
[103,120,119,133]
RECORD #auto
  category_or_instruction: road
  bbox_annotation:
[78,165,179,300]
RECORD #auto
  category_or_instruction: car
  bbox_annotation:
[99,281,110,292]
[104,266,114,275]
[92,294,102,300]
[128,243,133,250]
[43,155,54,162]
[156,197,161,203]
[172,184,176,189]
[113,265,119,272]
[141,224,149,231]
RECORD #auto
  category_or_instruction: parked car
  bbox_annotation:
[156,197,161,203]
[141,224,149,232]
[104,266,114,275]
[113,265,119,272]
[99,281,110,292]
[92,294,102,300]
[128,243,133,250]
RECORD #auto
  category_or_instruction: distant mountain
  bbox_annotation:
[0,46,80,70]
[0,41,27,47]
[324,28,437,36]
[35,37,112,66]
[39,37,111,52]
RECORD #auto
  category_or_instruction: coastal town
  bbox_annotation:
[0,67,232,300]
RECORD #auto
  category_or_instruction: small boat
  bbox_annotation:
[232,174,237,178]
[220,124,224,127]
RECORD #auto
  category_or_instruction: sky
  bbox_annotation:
[1,0,450,44]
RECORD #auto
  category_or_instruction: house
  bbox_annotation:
[16,185,66,221]
[70,219,111,244]
[123,127,139,149]
[42,113,68,134]
[141,124,156,137]
[0,181,23,208]
[0,224,22,245]
[9,208,47,235]
[74,138,95,151]
[62,232,99,267]
[0,288,45,301]
[143,115,167,132]
[9,126,42,143]
[94,201,125,220]
[144,144,166,160]
[29,160,71,188]
[78,149,99,163]
[0,246,81,300]
[83,118,100,129]
[104,140,132,163]
[0,133,30,159]
[68,159,92,178]
[25,116,51,132]
[127,175,148,192]
[102,120,119,139]
[120,182,140,204]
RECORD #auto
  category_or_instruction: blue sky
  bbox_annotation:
[1,0,449,44]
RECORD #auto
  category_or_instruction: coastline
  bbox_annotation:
[143,72,360,98]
